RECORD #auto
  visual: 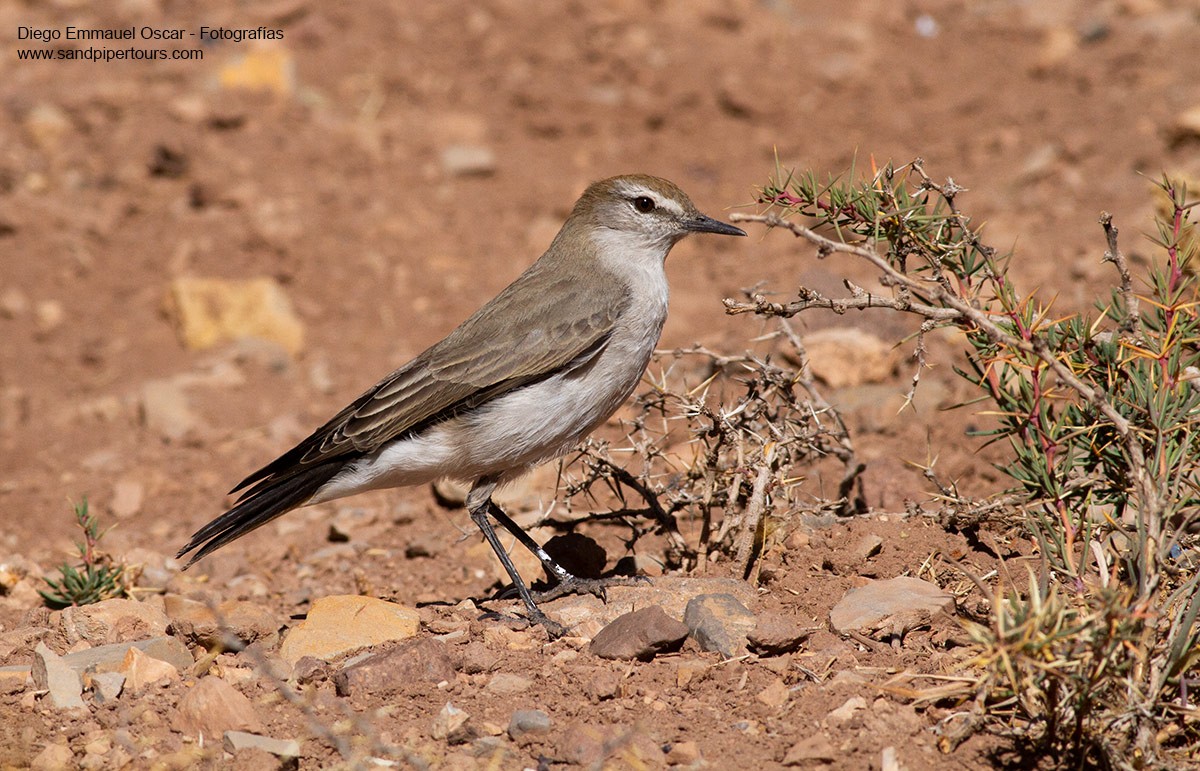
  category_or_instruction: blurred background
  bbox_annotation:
[1,0,1198,565]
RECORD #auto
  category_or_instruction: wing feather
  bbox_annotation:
[231,259,628,497]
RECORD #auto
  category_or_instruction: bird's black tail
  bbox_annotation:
[177,462,343,569]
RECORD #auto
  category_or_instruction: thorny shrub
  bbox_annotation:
[555,158,1199,767]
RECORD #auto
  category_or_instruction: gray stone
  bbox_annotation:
[589,606,689,661]
[87,671,125,704]
[32,642,86,709]
[508,709,552,741]
[223,730,301,758]
[60,636,193,675]
[684,594,757,659]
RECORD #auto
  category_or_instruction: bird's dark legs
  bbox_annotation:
[466,479,568,637]
[466,478,646,636]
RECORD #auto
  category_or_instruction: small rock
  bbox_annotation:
[140,380,200,442]
[217,46,296,96]
[854,534,884,560]
[431,702,472,743]
[782,735,836,765]
[86,671,125,704]
[508,709,551,741]
[223,730,301,758]
[164,276,305,356]
[829,577,954,638]
[31,642,86,709]
[334,637,454,698]
[119,646,179,691]
[483,672,533,695]
[589,606,689,661]
[35,300,65,333]
[584,668,621,701]
[827,695,867,726]
[279,595,419,664]
[109,479,145,519]
[440,144,496,177]
[177,676,263,737]
[684,594,757,659]
[1171,104,1200,145]
[665,740,702,766]
[0,665,29,694]
[756,677,790,710]
[164,595,279,648]
[748,613,812,655]
[23,103,70,151]
[802,328,898,388]
[881,745,900,771]
[60,598,170,646]
[556,722,610,766]
[30,741,74,771]
[61,636,192,675]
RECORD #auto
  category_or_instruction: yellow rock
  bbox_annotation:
[217,46,295,96]
[165,276,304,356]
[279,595,420,664]
[119,646,180,691]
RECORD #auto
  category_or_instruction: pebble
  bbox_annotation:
[223,731,301,758]
[334,638,454,698]
[431,702,472,743]
[854,534,884,560]
[30,741,74,771]
[828,577,954,636]
[665,740,702,766]
[164,594,279,649]
[827,695,867,726]
[165,276,305,356]
[782,735,836,765]
[483,672,533,695]
[60,597,170,646]
[120,646,180,691]
[140,380,200,442]
[109,479,145,519]
[747,612,812,655]
[548,576,757,638]
[508,709,551,741]
[0,287,28,318]
[1171,104,1200,144]
[684,594,757,659]
[756,677,790,710]
[31,642,86,709]
[584,667,621,701]
[440,144,496,177]
[801,327,898,388]
[177,675,264,738]
[60,636,192,675]
[86,671,125,704]
[589,606,689,661]
[279,595,420,664]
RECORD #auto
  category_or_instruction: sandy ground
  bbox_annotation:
[2,0,1199,768]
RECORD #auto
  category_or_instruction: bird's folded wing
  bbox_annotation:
[230,264,629,497]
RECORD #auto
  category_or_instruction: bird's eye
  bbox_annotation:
[632,196,656,213]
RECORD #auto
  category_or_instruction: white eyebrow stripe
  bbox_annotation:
[616,183,685,216]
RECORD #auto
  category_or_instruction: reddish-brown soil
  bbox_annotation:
[2,0,1199,768]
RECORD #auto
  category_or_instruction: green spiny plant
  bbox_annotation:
[724,159,1200,767]
[39,498,129,608]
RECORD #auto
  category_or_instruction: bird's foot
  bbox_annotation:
[478,608,568,639]
[531,573,651,604]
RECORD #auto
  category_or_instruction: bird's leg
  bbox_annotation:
[480,497,648,603]
[466,479,566,638]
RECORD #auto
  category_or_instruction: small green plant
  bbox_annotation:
[39,498,128,608]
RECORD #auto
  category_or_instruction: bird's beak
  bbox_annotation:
[685,214,747,237]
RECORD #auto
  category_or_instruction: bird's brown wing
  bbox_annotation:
[231,261,629,498]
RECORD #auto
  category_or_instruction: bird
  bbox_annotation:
[177,174,746,635]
